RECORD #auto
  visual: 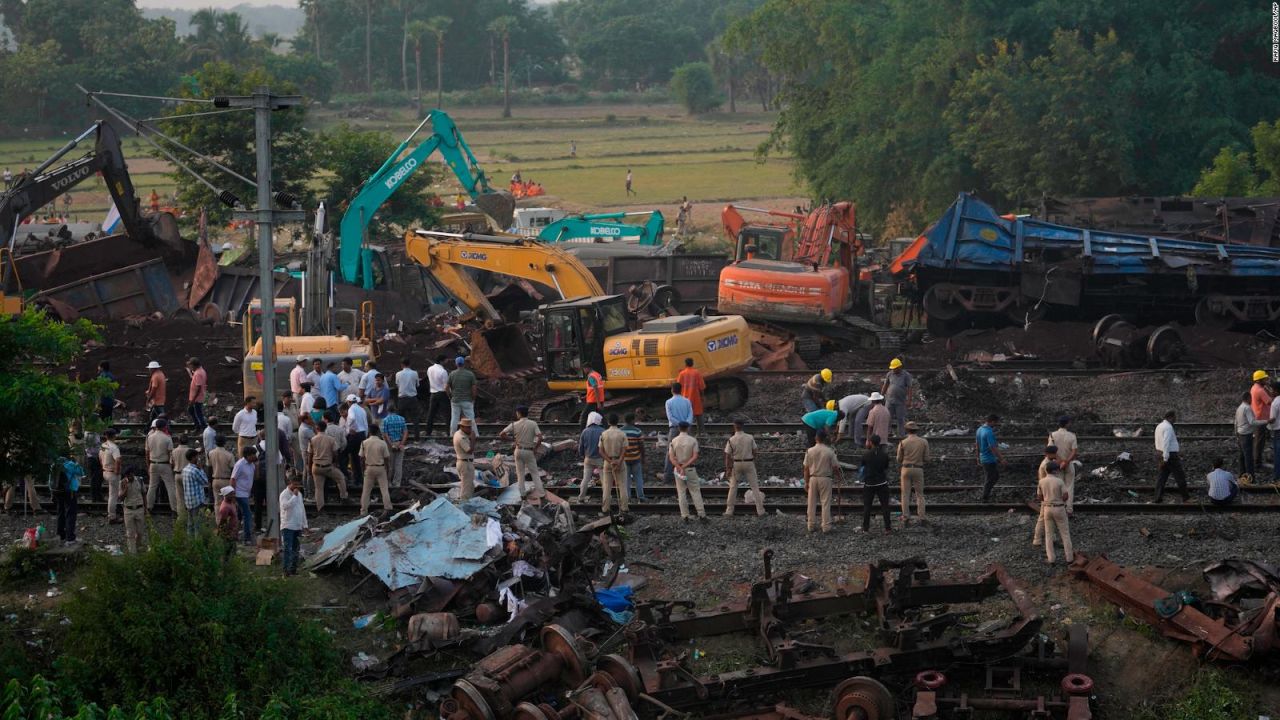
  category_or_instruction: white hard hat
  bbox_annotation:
[587,411,604,426]
[346,394,360,403]
[146,361,161,369]
[219,485,234,496]
[870,391,884,401]
[296,355,308,363]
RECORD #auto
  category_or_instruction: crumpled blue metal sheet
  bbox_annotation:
[306,514,373,570]
[353,497,499,590]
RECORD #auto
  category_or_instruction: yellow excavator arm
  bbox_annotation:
[404,229,605,320]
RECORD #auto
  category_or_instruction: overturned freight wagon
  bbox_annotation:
[904,192,1280,336]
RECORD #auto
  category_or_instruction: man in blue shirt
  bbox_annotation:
[381,402,407,488]
[97,360,116,421]
[318,362,347,407]
[975,414,1004,500]
[575,412,606,502]
[664,383,693,481]
[802,407,843,446]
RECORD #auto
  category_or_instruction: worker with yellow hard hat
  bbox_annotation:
[802,368,833,413]
[881,357,913,438]
[1250,369,1275,472]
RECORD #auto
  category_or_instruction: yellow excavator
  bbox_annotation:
[404,229,752,420]
[242,297,376,399]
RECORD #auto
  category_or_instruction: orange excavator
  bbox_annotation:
[718,202,901,355]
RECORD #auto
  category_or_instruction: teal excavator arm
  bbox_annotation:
[537,210,665,246]
[338,110,514,287]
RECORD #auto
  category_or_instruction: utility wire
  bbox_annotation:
[78,85,235,205]
[136,117,257,189]
[84,90,213,104]
[137,107,250,123]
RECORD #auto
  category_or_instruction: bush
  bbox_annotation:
[669,62,721,115]
[56,533,389,720]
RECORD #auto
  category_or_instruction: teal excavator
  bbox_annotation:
[338,110,515,288]
[537,210,665,246]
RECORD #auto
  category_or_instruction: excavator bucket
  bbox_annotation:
[474,191,516,230]
[467,323,540,378]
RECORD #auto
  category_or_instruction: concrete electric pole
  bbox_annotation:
[222,87,304,539]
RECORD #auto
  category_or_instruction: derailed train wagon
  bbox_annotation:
[903,192,1280,336]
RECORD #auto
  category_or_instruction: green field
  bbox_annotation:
[0,103,801,219]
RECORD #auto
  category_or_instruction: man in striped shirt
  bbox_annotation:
[622,413,647,501]
[180,449,209,537]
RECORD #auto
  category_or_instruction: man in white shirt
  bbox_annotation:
[345,395,370,481]
[289,356,309,404]
[305,359,322,389]
[232,397,259,457]
[1206,458,1239,506]
[338,358,365,394]
[1154,410,1188,503]
[279,475,308,576]
[1235,391,1268,478]
[201,419,219,458]
[1270,389,1280,482]
[836,394,870,446]
[424,355,450,436]
[359,360,380,399]
[298,382,317,420]
[395,357,421,439]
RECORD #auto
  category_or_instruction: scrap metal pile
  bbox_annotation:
[1071,553,1280,663]
[311,499,1097,720]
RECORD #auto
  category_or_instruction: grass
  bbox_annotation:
[1,102,800,225]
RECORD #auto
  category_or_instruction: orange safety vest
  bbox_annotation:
[585,370,605,403]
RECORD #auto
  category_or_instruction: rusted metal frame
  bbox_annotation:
[1069,552,1255,662]
[636,580,872,641]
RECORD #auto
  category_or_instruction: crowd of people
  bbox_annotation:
[8,349,1272,573]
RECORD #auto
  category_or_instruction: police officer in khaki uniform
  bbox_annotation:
[1048,416,1079,512]
[1033,445,1059,547]
[1037,461,1073,564]
[597,414,630,513]
[895,421,930,524]
[145,419,182,516]
[499,405,544,496]
[803,429,841,533]
[668,421,706,521]
[359,425,392,515]
[309,421,348,512]
[723,419,764,516]
[120,469,147,554]
[453,417,477,499]
[99,428,123,524]
[207,435,236,505]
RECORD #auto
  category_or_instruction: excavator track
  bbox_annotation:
[836,313,904,351]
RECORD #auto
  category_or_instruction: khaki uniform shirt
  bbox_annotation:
[599,426,628,462]
[896,434,929,466]
[1049,429,1078,461]
[804,444,839,478]
[208,447,235,479]
[669,433,699,465]
[1037,457,1059,480]
[724,432,756,461]
[360,436,390,466]
[170,445,190,473]
[309,432,338,466]
[99,441,122,475]
[453,430,474,460]
[146,431,173,464]
[1038,473,1068,505]
[503,417,541,449]
[123,474,144,506]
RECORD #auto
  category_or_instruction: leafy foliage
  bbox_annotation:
[669,62,720,114]
[1193,119,1280,196]
[316,123,439,232]
[0,310,108,488]
[728,0,1280,233]
[157,62,316,225]
[57,533,390,720]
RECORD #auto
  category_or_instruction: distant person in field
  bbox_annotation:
[569,140,577,158]
[625,169,635,196]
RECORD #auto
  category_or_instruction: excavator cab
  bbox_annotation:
[735,226,790,262]
[541,295,630,382]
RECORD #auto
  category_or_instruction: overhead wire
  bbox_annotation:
[83,90,214,104]
[137,107,250,123]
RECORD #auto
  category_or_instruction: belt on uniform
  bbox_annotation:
[125,503,143,510]
[458,458,473,463]
[213,476,230,481]
[518,445,537,450]
[901,464,922,468]
[810,475,833,480]
[238,435,255,440]
[1042,502,1065,507]
[366,464,385,467]
[150,461,170,465]
[313,464,331,468]
[734,458,754,462]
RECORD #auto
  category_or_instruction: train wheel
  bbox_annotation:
[832,676,895,720]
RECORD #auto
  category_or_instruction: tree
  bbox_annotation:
[669,61,720,114]
[1191,120,1280,196]
[316,123,439,234]
[158,62,316,224]
[0,309,109,490]
[424,16,452,110]
[488,16,516,118]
